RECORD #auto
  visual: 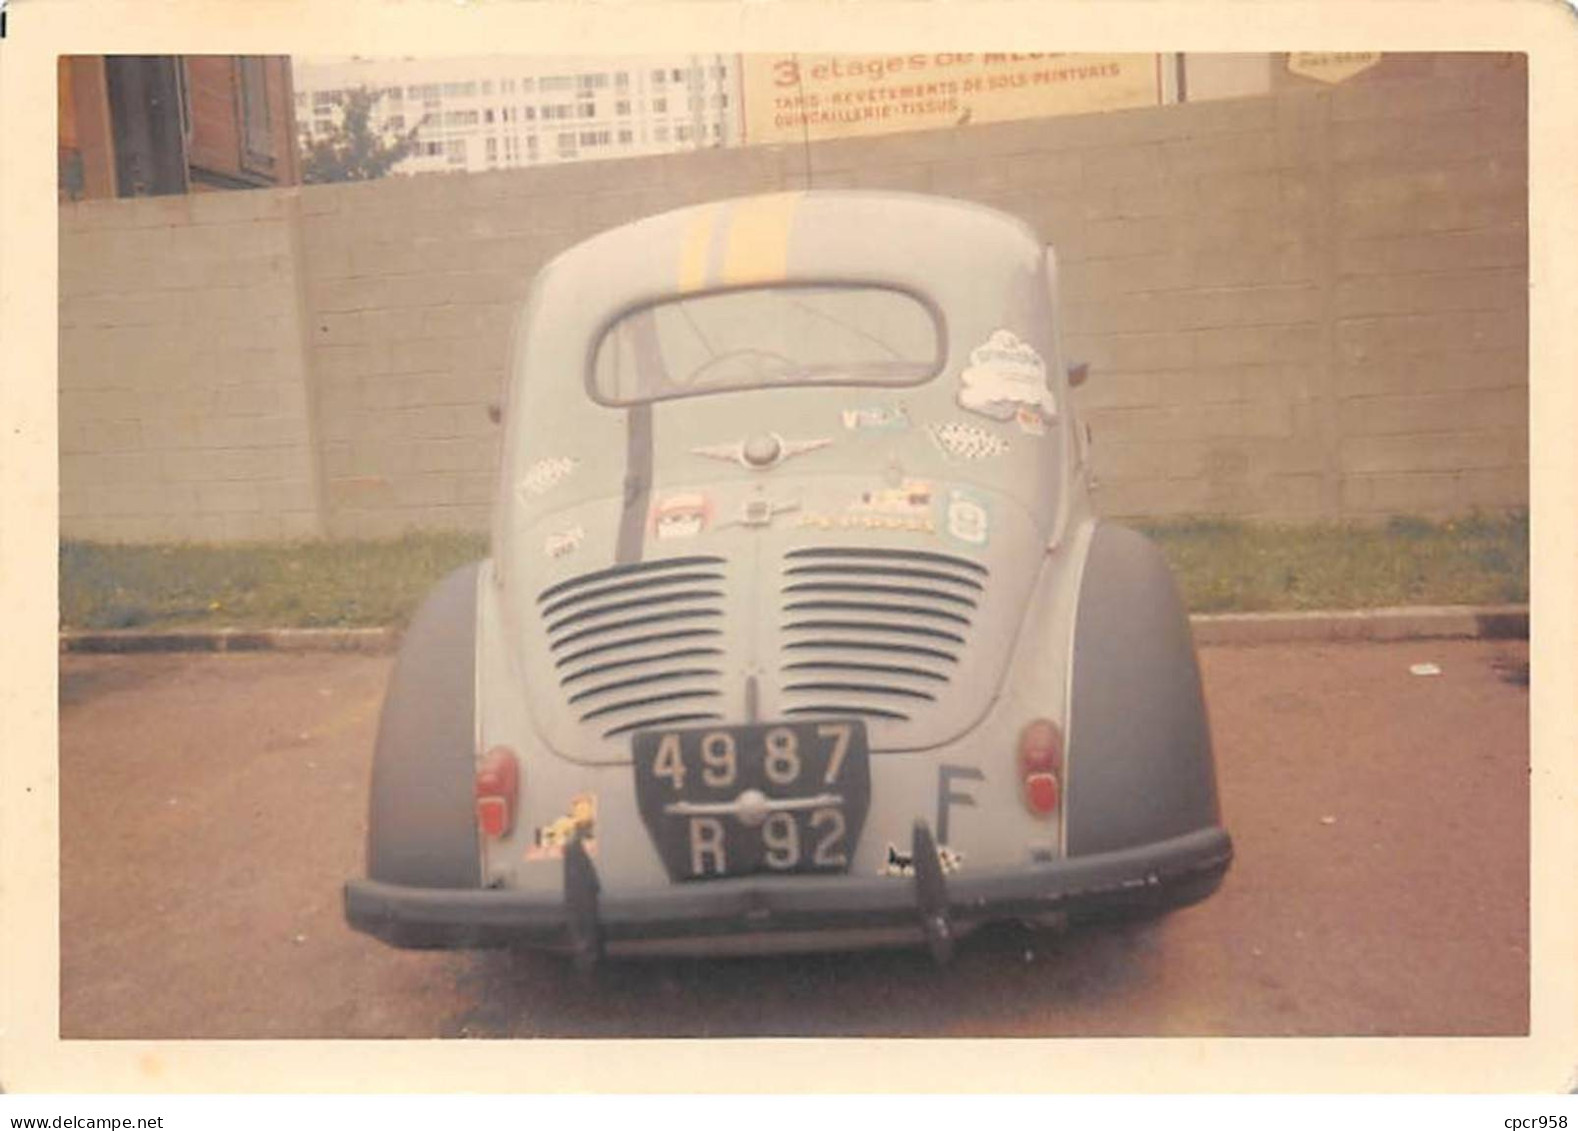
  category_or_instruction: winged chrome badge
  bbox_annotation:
[690,432,832,470]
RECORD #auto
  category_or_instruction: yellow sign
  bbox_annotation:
[740,53,1162,145]
[1287,52,1382,84]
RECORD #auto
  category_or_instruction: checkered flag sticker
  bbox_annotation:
[929,421,1010,461]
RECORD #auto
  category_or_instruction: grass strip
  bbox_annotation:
[59,512,1527,631]
[60,531,488,631]
[1135,512,1528,613]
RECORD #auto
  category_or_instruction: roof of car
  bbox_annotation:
[540,190,1045,300]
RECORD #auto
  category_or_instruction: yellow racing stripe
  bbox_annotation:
[677,204,719,293]
[720,192,803,286]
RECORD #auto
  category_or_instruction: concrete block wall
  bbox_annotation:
[60,190,321,541]
[59,52,1526,541]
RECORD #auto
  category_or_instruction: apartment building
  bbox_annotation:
[292,54,742,175]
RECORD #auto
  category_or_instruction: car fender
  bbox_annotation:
[366,561,483,888]
[1064,523,1221,857]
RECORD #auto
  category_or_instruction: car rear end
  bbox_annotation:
[345,191,1231,960]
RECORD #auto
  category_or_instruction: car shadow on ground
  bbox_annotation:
[445,915,1171,1038]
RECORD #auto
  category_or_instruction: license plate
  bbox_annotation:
[632,720,871,882]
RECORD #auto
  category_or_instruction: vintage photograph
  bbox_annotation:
[55,49,1529,1041]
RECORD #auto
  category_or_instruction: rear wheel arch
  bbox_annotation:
[366,561,484,888]
[1064,524,1220,857]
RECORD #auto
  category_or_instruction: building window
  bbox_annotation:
[675,124,691,142]
[651,69,666,84]
[541,74,574,93]
[424,140,442,156]
[387,114,405,130]
[578,102,596,118]
[442,81,477,98]
[615,72,630,88]
[385,86,403,101]
[652,97,667,113]
[617,128,633,144]
[486,137,497,162]
[446,138,467,164]
[557,131,577,156]
[527,134,538,153]
[524,106,536,120]
[443,110,479,127]
[615,99,631,115]
[484,108,495,123]
[579,129,610,146]
[237,57,275,174]
[578,73,608,90]
[410,83,440,100]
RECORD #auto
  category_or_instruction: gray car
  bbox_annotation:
[344,190,1232,963]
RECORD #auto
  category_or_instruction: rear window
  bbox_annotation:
[590,284,942,405]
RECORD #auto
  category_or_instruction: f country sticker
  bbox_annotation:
[957,329,1057,424]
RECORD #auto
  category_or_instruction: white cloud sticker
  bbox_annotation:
[957,329,1056,422]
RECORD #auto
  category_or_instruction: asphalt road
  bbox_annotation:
[58,639,1529,1039]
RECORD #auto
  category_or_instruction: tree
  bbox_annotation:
[299,86,418,184]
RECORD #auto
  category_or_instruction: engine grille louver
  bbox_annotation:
[777,547,986,725]
[538,556,728,739]
[535,547,989,747]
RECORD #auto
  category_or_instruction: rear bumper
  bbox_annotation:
[345,826,1231,956]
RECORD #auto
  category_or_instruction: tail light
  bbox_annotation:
[1017,719,1063,818]
[475,746,520,838]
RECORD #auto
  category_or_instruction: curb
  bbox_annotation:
[1188,604,1528,646]
[60,605,1528,654]
[61,627,398,654]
